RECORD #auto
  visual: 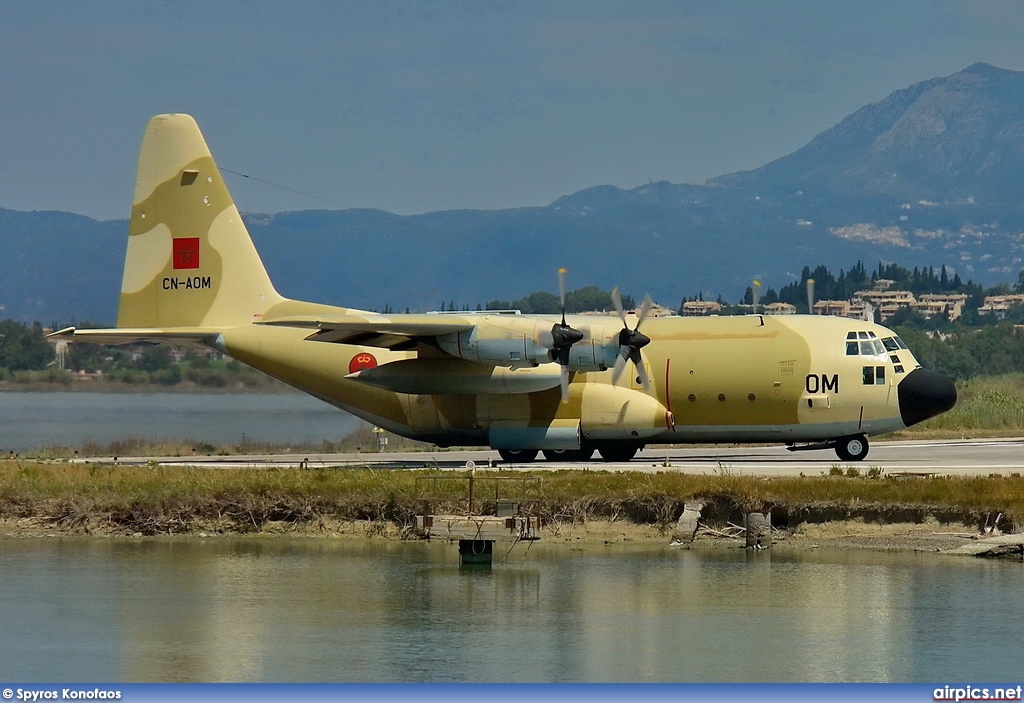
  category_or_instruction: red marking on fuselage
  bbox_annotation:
[348,352,378,374]
[665,359,672,412]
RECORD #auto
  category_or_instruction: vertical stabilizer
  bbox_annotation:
[116,114,285,329]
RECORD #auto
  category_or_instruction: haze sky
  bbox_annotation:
[4,1,1024,221]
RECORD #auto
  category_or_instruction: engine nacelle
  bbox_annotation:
[436,315,620,371]
[485,385,673,451]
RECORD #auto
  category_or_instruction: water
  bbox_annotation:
[0,392,361,451]
[0,538,1021,682]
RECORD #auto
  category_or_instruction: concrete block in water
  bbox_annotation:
[745,511,771,549]
[672,501,705,545]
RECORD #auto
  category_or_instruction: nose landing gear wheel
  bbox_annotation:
[835,434,869,462]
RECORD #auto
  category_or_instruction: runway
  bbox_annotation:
[108,437,1024,477]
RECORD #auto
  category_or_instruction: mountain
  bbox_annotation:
[0,208,126,324]
[5,63,1024,324]
[714,62,1024,203]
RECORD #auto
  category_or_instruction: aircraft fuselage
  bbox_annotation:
[214,308,951,458]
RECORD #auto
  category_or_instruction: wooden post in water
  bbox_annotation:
[745,511,771,549]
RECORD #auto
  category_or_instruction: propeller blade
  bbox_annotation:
[637,295,653,327]
[558,267,567,310]
[634,354,651,392]
[609,286,653,392]
[611,350,629,384]
[611,286,626,326]
[551,267,581,403]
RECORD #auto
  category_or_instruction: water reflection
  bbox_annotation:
[0,539,1021,682]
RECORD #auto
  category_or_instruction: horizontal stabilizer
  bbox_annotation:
[48,326,218,347]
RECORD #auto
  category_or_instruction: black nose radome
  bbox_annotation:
[898,368,957,428]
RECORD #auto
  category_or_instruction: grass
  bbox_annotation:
[2,461,1022,536]
[895,373,1024,438]
[25,424,431,460]
[3,373,1022,536]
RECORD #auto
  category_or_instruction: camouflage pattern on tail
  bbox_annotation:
[117,113,285,330]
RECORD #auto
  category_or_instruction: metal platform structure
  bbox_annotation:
[413,464,543,565]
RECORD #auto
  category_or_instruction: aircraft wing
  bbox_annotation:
[48,326,220,346]
[259,314,476,350]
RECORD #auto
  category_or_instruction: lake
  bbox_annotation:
[0,391,361,451]
[2,391,1023,684]
[0,538,1021,682]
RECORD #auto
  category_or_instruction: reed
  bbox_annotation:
[2,461,1021,536]
[26,425,429,460]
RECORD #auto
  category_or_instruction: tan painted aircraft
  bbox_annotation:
[51,114,957,462]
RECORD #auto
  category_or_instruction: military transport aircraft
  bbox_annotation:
[51,114,957,462]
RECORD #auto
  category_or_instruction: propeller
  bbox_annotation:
[806,278,816,315]
[752,279,762,314]
[549,267,584,402]
[610,287,653,392]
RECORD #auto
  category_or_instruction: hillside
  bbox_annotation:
[5,63,1024,323]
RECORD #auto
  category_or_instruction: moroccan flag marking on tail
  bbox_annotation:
[173,237,200,270]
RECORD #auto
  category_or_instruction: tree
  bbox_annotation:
[483,286,631,314]
[0,320,54,371]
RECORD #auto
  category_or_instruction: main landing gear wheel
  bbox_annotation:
[835,434,869,462]
[541,448,595,462]
[597,445,638,462]
[498,448,538,463]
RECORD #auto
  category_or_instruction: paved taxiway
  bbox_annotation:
[101,437,1024,476]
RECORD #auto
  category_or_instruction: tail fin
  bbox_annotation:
[116,114,285,329]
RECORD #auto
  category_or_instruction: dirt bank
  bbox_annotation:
[0,515,987,553]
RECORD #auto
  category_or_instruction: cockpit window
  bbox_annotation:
[847,331,894,356]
